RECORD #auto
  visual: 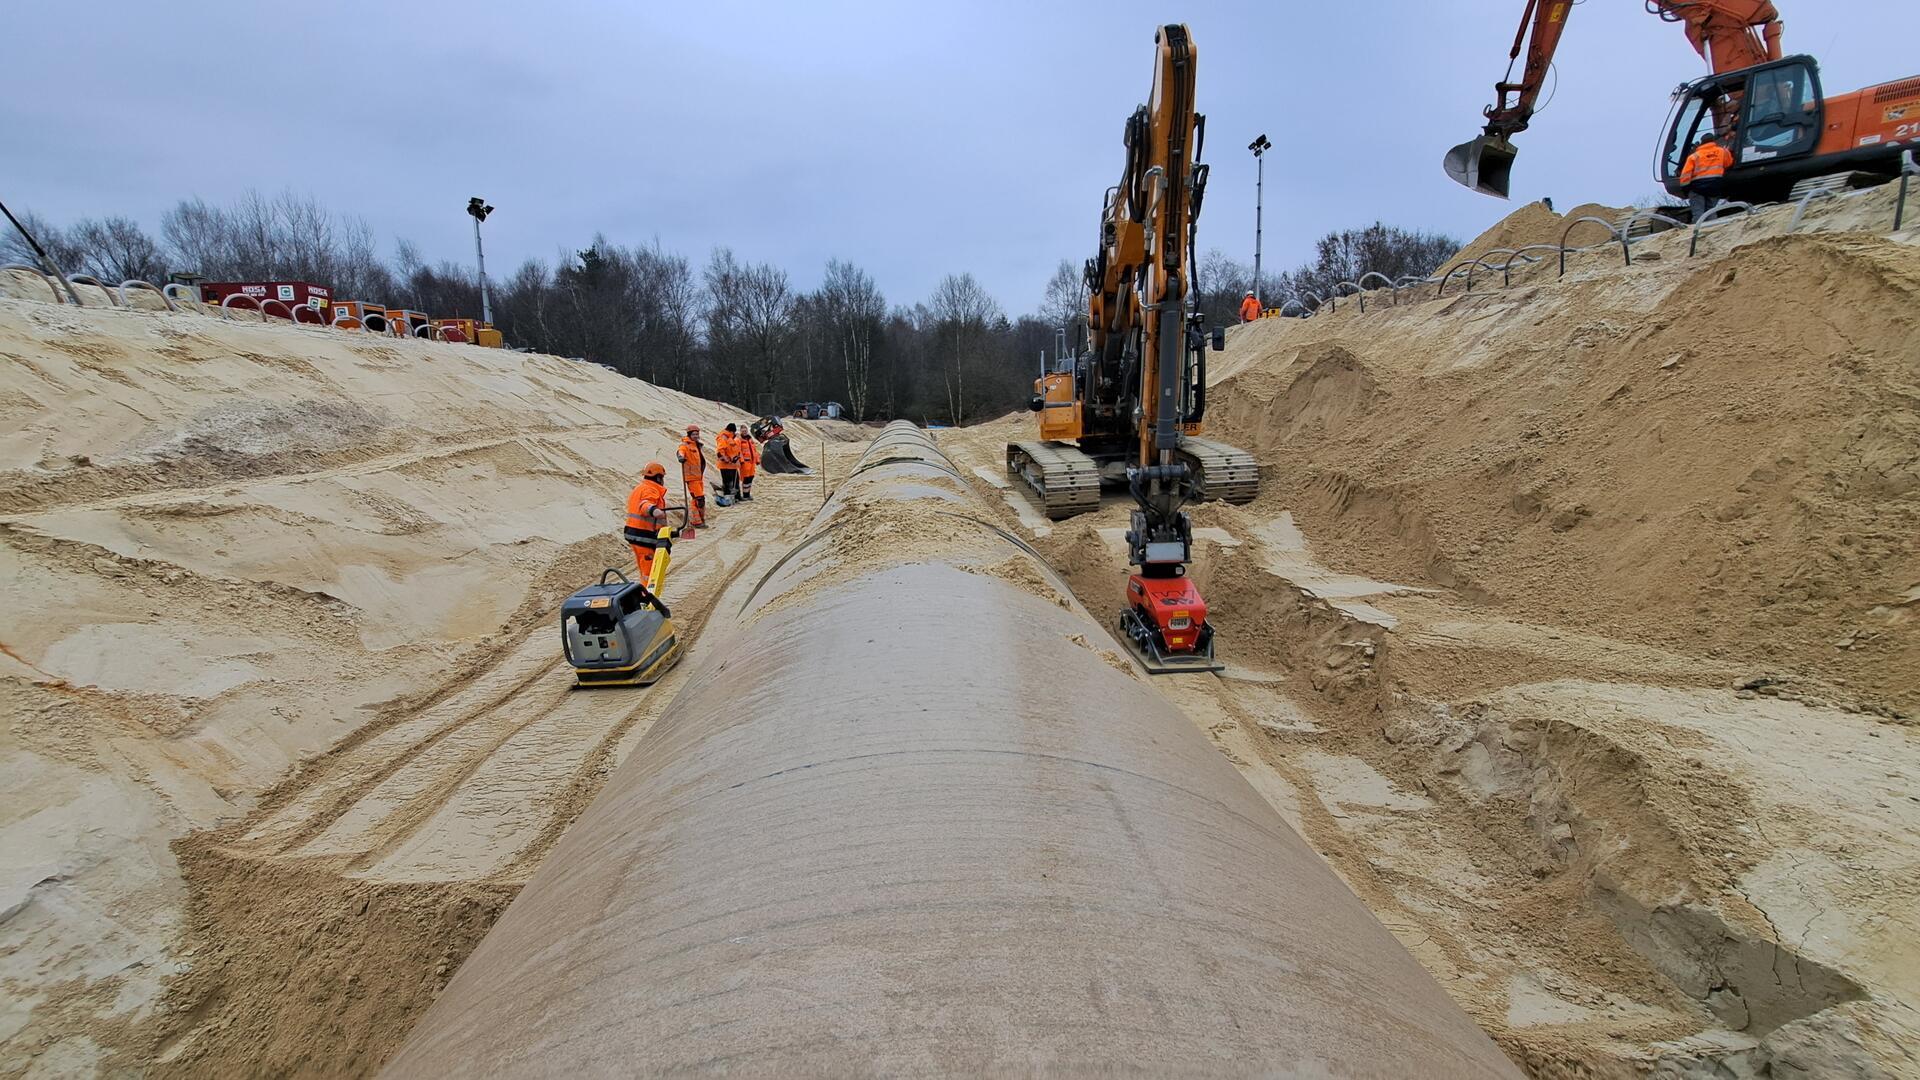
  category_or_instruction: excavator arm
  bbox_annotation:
[1446,0,1785,197]
[1093,26,1228,674]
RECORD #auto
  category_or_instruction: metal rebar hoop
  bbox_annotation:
[220,293,265,318]
[1689,201,1758,257]
[1463,255,1510,293]
[1897,150,1916,231]
[1498,245,1555,286]
[1354,272,1393,308]
[1787,188,1840,233]
[2,263,65,304]
[68,274,120,306]
[1558,217,1626,276]
[116,279,178,311]
[1331,280,1365,312]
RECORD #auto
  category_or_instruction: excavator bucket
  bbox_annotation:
[756,435,812,475]
[1444,135,1518,199]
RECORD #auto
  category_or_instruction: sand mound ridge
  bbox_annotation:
[1212,229,1920,716]
[1450,201,1636,267]
[0,294,783,1073]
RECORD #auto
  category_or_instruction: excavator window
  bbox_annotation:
[1737,61,1821,163]
[1662,83,1742,181]
[1663,94,1714,181]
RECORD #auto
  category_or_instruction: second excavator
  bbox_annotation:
[1012,24,1239,674]
[1447,1,1920,204]
[1006,27,1257,524]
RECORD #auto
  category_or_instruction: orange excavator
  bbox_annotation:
[1008,28,1257,526]
[1010,25,1236,674]
[1446,1,1920,205]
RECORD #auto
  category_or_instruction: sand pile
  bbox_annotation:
[1450,201,1635,266]
[937,216,1920,1073]
[1210,231,1919,716]
[0,295,781,1073]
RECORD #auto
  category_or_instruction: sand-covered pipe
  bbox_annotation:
[383,422,1522,1077]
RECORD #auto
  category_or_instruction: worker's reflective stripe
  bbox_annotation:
[624,526,668,548]
[625,512,657,528]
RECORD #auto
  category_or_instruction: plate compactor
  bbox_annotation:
[562,570,682,687]
[562,510,686,687]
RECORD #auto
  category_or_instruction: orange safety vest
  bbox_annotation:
[624,479,667,542]
[1680,141,1732,184]
[739,437,759,477]
[715,431,740,468]
[1239,295,1262,322]
[677,437,705,478]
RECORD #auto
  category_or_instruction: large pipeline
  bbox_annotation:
[384,423,1522,1077]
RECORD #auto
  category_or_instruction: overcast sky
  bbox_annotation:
[6,1,1910,312]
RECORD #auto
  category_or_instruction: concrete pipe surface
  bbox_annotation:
[384,423,1522,1077]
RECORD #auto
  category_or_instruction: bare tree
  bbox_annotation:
[0,208,85,275]
[65,218,166,283]
[1039,258,1088,340]
[929,272,1001,425]
[817,259,885,420]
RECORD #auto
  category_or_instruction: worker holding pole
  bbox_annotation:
[624,462,671,580]
[677,425,709,533]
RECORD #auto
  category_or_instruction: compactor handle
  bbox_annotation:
[598,568,633,586]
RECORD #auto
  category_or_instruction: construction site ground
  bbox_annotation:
[2,187,1917,1078]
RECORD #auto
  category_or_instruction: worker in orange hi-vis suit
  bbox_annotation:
[1239,290,1261,323]
[715,424,742,499]
[737,425,759,500]
[676,425,709,530]
[737,427,756,497]
[624,462,670,580]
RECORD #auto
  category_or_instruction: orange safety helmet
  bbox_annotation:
[685,424,700,436]
[642,461,666,480]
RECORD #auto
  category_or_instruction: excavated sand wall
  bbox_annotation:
[383,423,1524,1077]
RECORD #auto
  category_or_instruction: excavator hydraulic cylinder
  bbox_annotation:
[383,422,1523,1078]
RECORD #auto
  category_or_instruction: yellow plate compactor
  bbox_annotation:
[562,569,681,687]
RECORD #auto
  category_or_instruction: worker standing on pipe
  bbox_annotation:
[716,424,742,500]
[677,425,709,530]
[1239,290,1262,323]
[737,424,758,501]
[624,462,670,580]
[1680,132,1733,220]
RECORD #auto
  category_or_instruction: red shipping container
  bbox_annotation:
[200,281,332,320]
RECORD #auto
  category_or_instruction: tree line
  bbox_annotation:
[4,192,1455,423]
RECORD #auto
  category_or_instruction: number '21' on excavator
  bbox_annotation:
[1446,1,1920,207]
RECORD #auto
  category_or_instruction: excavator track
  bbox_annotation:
[1178,437,1260,505]
[1007,441,1102,520]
